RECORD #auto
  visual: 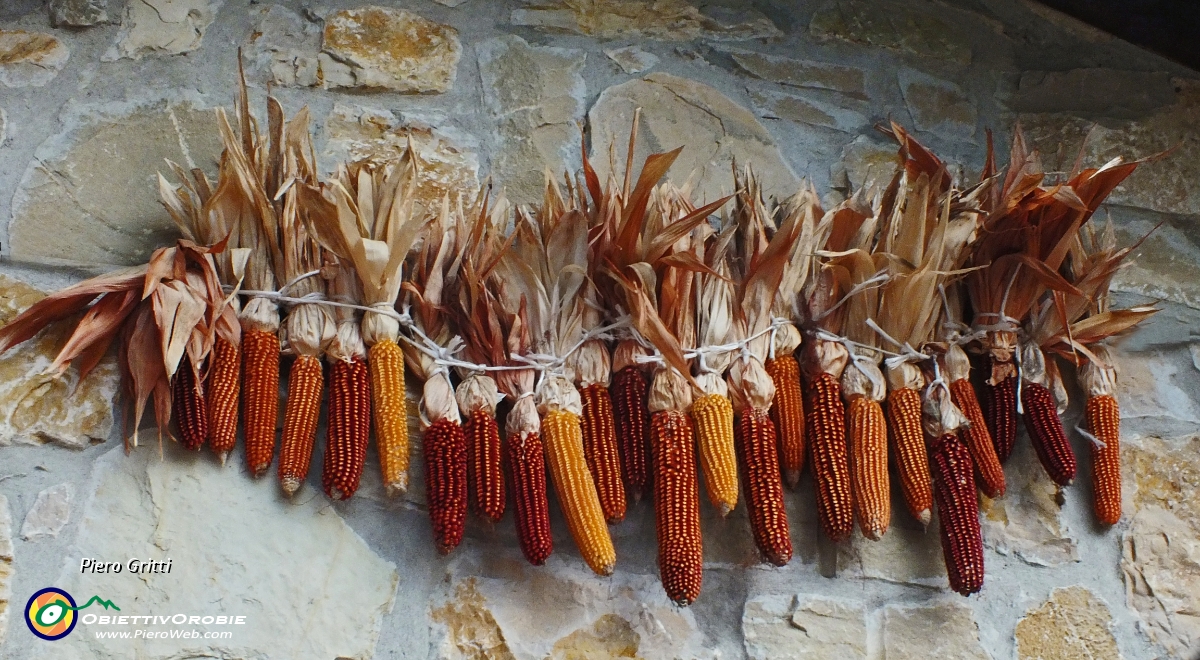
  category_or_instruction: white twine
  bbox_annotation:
[813,329,890,394]
[632,317,790,371]
[1075,425,1107,449]
[865,318,927,370]
[814,271,890,323]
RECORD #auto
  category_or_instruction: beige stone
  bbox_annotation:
[320,6,461,93]
[831,135,899,193]
[742,594,867,660]
[589,73,798,205]
[1016,586,1121,660]
[549,614,640,659]
[1012,69,1175,117]
[810,0,974,65]
[604,45,658,75]
[898,70,976,139]
[248,4,323,88]
[511,0,779,41]
[50,0,109,27]
[105,0,218,60]
[478,35,586,205]
[748,85,866,133]
[979,438,1078,566]
[0,275,118,449]
[881,602,989,660]
[0,30,70,88]
[10,105,221,267]
[323,104,480,218]
[1123,435,1200,655]
[20,482,74,541]
[0,494,11,648]
[432,579,516,660]
[725,48,865,96]
[838,515,946,587]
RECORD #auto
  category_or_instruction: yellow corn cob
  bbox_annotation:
[369,339,409,496]
[887,387,932,525]
[207,336,241,463]
[279,355,322,496]
[848,395,889,540]
[541,408,616,576]
[766,355,806,488]
[242,328,280,476]
[690,393,739,515]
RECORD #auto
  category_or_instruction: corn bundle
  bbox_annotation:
[311,156,426,498]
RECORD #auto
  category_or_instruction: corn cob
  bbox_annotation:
[691,387,739,515]
[323,356,371,500]
[651,409,704,605]
[541,402,616,576]
[1019,344,1076,486]
[735,407,792,565]
[279,354,322,495]
[580,382,626,523]
[172,361,208,451]
[424,417,468,554]
[207,335,240,463]
[848,395,889,540]
[507,427,553,565]
[1081,350,1121,524]
[886,362,933,526]
[242,328,281,476]
[369,339,410,496]
[930,432,985,596]
[945,345,1005,498]
[612,351,652,503]
[982,353,1018,463]
[766,354,806,488]
[458,373,506,523]
[806,371,855,542]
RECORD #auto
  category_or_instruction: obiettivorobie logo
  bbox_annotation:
[25,588,120,641]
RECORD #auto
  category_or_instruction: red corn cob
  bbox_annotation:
[766,355,806,488]
[736,408,792,566]
[806,372,854,542]
[465,410,505,523]
[425,418,468,555]
[207,335,240,462]
[951,379,1006,498]
[172,361,208,451]
[983,368,1018,463]
[322,356,371,500]
[651,410,703,606]
[507,430,553,565]
[930,433,985,596]
[580,383,626,523]
[279,354,322,495]
[1087,395,1121,525]
[1021,382,1077,486]
[612,365,651,502]
[243,328,281,476]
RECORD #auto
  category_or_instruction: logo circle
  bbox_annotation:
[25,588,77,641]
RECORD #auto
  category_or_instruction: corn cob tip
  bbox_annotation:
[216,450,230,466]
[718,502,733,517]
[384,481,409,498]
[861,526,883,542]
[783,470,800,490]
[281,476,302,497]
[917,509,931,527]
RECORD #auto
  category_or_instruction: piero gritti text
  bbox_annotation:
[81,557,173,574]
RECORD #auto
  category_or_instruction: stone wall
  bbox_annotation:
[1,1,1199,658]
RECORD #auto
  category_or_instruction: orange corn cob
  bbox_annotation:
[323,356,370,500]
[766,355,806,488]
[736,408,792,565]
[542,408,616,575]
[612,366,651,502]
[242,328,280,476]
[887,387,933,525]
[580,383,626,523]
[983,368,1018,463]
[1087,394,1121,525]
[806,372,854,542]
[950,378,1006,498]
[279,355,322,495]
[930,433,985,596]
[1021,382,1077,486]
[425,417,468,554]
[369,339,410,496]
[651,410,703,606]
[465,410,505,523]
[507,430,553,565]
[207,335,240,462]
[172,361,208,451]
[848,396,889,540]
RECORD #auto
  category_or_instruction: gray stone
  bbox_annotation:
[478,35,586,205]
[511,0,779,41]
[898,69,976,139]
[45,444,398,659]
[810,0,973,65]
[0,495,11,648]
[589,73,799,205]
[248,4,323,88]
[747,84,867,133]
[49,0,109,27]
[20,482,73,541]
[319,6,461,93]
[0,108,6,146]
[432,0,470,6]
[1011,69,1175,118]
[604,45,658,74]
[979,437,1078,566]
[105,0,220,61]
[10,104,222,266]
[725,48,866,97]
[831,135,899,193]
[838,516,947,587]
[0,31,70,88]
[881,602,989,660]
[742,594,867,660]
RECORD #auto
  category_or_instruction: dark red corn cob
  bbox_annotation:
[612,366,651,502]
[983,367,1018,463]
[930,433,985,596]
[424,418,468,555]
[735,407,792,566]
[172,362,208,451]
[507,431,553,565]
[465,410,506,523]
[805,372,854,542]
[1021,382,1077,486]
[580,383,626,523]
[322,357,371,500]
